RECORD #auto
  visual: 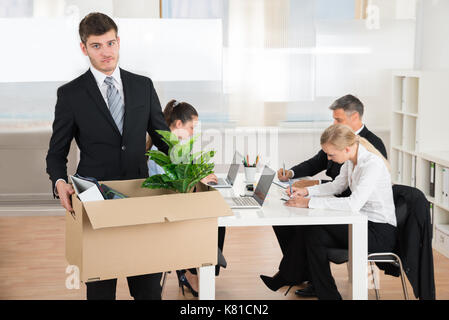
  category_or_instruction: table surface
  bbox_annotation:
[216,173,366,227]
[200,172,369,300]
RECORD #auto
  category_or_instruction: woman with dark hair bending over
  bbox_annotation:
[147,99,224,298]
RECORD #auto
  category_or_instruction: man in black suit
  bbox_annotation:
[46,12,169,300]
[261,95,388,296]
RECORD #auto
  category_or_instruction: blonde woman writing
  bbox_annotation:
[285,124,397,300]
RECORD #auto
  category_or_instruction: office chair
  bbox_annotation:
[326,185,412,300]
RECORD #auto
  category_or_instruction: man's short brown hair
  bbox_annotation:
[79,12,118,44]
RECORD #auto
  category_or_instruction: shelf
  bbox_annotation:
[419,151,449,169]
[393,110,419,117]
[392,69,423,78]
[392,70,449,258]
[435,203,449,213]
[392,146,419,156]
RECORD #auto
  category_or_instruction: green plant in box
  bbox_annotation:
[142,130,215,193]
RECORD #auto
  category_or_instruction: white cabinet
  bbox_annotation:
[391,70,449,258]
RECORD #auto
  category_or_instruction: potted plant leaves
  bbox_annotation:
[142,130,215,193]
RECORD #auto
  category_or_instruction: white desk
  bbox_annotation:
[198,173,368,300]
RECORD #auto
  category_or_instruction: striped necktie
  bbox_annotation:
[104,76,124,135]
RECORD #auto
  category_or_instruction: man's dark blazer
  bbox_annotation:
[377,184,435,300]
[46,68,169,194]
[290,125,387,190]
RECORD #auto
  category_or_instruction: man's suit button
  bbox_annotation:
[122,145,126,151]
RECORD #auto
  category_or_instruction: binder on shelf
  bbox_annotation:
[411,155,416,187]
[430,162,435,197]
[443,167,449,208]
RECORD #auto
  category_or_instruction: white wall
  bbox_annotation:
[415,0,449,71]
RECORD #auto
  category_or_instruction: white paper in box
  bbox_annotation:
[70,175,104,202]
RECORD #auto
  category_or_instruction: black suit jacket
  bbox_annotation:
[46,68,170,194]
[377,185,435,300]
[290,125,387,196]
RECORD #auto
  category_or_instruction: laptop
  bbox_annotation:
[208,151,242,188]
[224,166,276,209]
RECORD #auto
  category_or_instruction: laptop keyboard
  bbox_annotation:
[232,197,259,206]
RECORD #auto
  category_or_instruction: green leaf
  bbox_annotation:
[142,175,174,190]
[175,164,191,180]
[142,131,216,193]
[161,164,178,180]
[171,179,187,193]
[186,176,204,192]
[147,150,171,167]
[155,130,179,148]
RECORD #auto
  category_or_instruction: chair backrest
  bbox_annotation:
[393,189,409,229]
[392,184,429,230]
[391,184,435,300]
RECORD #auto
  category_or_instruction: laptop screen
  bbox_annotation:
[253,166,276,206]
[226,151,243,184]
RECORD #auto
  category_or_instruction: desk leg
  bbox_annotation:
[198,265,215,300]
[348,220,368,300]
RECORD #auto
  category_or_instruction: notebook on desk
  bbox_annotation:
[273,177,300,189]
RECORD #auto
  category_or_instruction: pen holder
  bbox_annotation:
[244,166,257,183]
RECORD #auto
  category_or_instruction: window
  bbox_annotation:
[0,0,416,129]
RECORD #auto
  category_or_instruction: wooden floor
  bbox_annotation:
[0,216,448,300]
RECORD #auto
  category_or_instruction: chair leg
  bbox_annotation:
[370,262,380,300]
[397,260,409,300]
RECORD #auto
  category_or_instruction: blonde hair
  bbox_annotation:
[320,124,391,173]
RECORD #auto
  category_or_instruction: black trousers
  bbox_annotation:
[274,225,310,284]
[303,222,397,300]
[273,194,352,283]
[86,272,162,300]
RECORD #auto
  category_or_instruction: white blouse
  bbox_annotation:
[307,143,397,227]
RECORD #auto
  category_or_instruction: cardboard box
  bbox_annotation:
[66,178,233,283]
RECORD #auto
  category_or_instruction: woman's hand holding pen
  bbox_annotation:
[284,186,310,208]
[285,196,310,208]
[286,186,308,198]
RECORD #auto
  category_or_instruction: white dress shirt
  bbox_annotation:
[54,65,124,194]
[307,143,397,227]
[90,65,124,108]
[354,124,365,135]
